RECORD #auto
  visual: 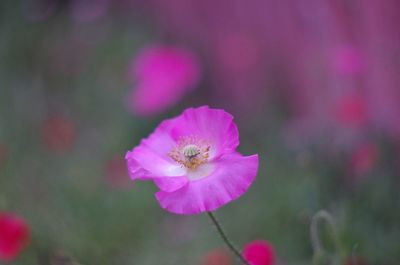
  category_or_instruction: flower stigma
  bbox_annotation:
[169,135,210,170]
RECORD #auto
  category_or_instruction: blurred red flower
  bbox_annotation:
[201,249,232,265]
[334,95,368,128]
[42,116,75,153]
[242,240,276,265]
[350,142,379,176]
[0,213,30,262]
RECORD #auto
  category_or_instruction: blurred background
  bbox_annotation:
[1,0,400,264]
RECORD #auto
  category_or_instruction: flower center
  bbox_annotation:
[168,136,210,170]
[182,144,201,159]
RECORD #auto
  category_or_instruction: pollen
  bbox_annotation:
[168,135,210,169]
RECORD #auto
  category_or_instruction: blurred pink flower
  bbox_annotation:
[126,45,201,116]
[334,94,368,127]
[125,106,258,214]
[201,249,232,265]
[104,155,131,188]
[350,142,379,177]
[42,116,75,153]
[132,0,400,141]
[0,213,30,262]
[242,240,276,265]
[331,45,365,76]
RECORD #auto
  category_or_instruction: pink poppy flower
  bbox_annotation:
[242,240,276,265]
[125,106,258,214]
[126,45,201,116]
[0,213,30,262]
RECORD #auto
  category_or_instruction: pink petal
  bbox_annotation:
[128,81,187,116]
[154,176,189,193]
[125,120,185,180]
[126,106,241,181]
[155,153,258,215]
[171,106,239,159]
[125,152,151,180]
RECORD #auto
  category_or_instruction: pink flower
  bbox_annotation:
[242,240,276,265]
[126,45,201,116]
[125,106,258,214]
[0,213,30,262]
[201,249,232,265]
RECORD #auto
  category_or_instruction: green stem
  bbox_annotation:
[310,210,343,265]
[207,212,251,265]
